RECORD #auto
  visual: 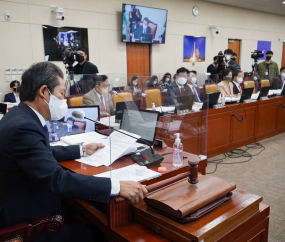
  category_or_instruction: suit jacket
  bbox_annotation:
[271,75,284,89]
[226,60,239,75]
[217,81,236,97]
[0,102,111,229]
[57,124,80,138]
[187,84,204,102]
[134,26,151,40]
[83,89,115,116]
[4,93,16,103]
[73,61,99,75]
[232,82,241,95]
[164,84,193,106]
[207,64,217,74]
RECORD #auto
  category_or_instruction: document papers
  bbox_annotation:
[95,164,161,182]
[60,132,106,145]
[76,130,141,167]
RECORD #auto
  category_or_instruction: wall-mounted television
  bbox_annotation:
[122,4,168,44]
[43,25,89,61]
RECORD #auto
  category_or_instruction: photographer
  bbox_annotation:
[258,51,279,84]
[73,47,99,75]
[207,56,218,74]
[223,49,239,74]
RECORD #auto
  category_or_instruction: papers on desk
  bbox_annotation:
[100,115,116,123]
[192,102,203,112]
[94,164,161,182]
[60,132,106,145]
[147,106,175,113]
[251,92,260,100]
[76,129,141,167]
[269,89,282,95]
[225,97,240,103]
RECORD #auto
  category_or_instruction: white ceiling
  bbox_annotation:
[197,0,285,16]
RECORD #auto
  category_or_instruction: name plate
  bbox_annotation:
[243,99,257,103]
[177,109,192,115]
[213,104,225,109]
[260,96,269,101]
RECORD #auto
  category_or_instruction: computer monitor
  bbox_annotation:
[240,87,254,103]
[201,92,221,110]
[257,86,270,100]
[46,105,100,142]
[120,109,160,146]
[0,103,7,115]
[112,86,125,91]
[280,83,285,96]
[175,94,195,114]
[115,100,141,122]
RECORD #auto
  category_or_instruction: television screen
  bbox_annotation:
[122,4,168,44]
[42,25,89,61]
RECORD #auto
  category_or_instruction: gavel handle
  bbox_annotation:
[114,171,190,204]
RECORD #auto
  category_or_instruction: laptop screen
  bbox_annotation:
[120,109,159,146]
[46,106,99,142]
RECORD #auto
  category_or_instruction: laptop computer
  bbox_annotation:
[175,94,195,114]
[0,103,7,115]
[257,86,270,100]
[240,87,254,103]
[115,100,141,122]
[141,33,152,43]
[120,109,160,147]
[201,92,221,110]
[112,86,125,91]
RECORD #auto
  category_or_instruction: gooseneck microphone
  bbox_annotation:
[141,93,164,115]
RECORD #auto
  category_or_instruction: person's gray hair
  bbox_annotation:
[20,62,64,102]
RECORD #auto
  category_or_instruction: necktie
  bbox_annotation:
[180,87,184,96]
[43,125,49,142]
[100,95,106,112]
[192,87,200,102]
[238,85,243,94]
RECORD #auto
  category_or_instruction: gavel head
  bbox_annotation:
[188,158,200,185]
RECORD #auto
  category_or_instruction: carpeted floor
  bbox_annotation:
[207,133,285,242]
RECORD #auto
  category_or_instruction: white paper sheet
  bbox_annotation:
[94,164,161,182]
[147,106,175,113]
[76,130,141,167]
[192,102,203,112]
[60,132,107,145]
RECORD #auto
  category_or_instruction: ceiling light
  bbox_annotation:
[283,1,285,4]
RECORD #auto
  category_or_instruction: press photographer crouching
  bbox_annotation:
[74,47,99,75]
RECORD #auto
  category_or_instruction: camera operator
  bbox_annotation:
[207,56,218,75]
[257,51,279,84]
[73,47,99,75]
[223,49,239,74]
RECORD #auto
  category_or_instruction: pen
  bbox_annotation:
[141,154,149,161]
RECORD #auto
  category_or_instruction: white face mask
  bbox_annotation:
[237,77,243,84]
[253,76,258,81]
[101,87,109,94]
[225,55,231,61]
[281,73,285,78]
[190,77,197,84]
[165,78,170,82]
[43,90,68,120]
[153,81,157,85]
[177,77,187,85]
[143,25,147,30]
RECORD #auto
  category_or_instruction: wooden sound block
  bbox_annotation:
[144,175,236,219]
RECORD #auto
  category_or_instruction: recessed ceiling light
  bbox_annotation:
[283,1,285,4]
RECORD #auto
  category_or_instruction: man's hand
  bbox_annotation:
[85,143,105,155]
[222,60,227,66]
[119,181,148,203]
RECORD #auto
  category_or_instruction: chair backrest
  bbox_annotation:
[261,79,270,88]
[144,88,162,109]
[205,84,218,94]
[0,215,63,242]
[61,121,86,133]
[112,92,133,109]
[243,81,256,94]
[66,94,84,107]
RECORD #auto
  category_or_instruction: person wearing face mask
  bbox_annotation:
[232,71,244,95]
[222,49,239,75]
[217,68,241,98]
[272,66,285,90]
[147,75,160,88]
[4,80,21,104]
[83,74,115,117]
[0,62,147,241]
[207,56,218,75]
[258,51,279,84]
[165,67,189,106]
[73,47,99,75]
[126,76,142,94]
[133,17,152,42]
[186,71,203,102]
[159,73,172,89]
[56,117,80,138]
[231,52,241,70]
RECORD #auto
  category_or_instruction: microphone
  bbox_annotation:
[72,109,164,165]
[141,93,165,116]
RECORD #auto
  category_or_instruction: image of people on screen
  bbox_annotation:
[122,4,168,44]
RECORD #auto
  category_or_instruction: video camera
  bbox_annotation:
[62,47,81,71]
[251,50,264,61]
[216,51,225,66]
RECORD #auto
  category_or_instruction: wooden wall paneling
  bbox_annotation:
[276,97,285,131]
[228,40,240,64]
[282,43,285,67]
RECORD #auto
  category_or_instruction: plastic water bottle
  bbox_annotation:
[221,93,225,106]
[173,133,183,167]
[152,103,156,111]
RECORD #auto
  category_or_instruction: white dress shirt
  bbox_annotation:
[13,93,20,104]
[28,105,120,196]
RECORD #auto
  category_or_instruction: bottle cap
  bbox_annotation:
[174,133,181,143]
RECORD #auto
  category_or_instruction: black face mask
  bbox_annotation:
[78,55,85,63]
[266,56,271,61]
[225,77,232,82]
[13,87,20,93]
[231,58,236,61]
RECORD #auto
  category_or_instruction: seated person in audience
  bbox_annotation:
[0,62,147,241]
[125,76,142,94]
[133,17,151,40]
[4,80,21,104]
[147,75,160,88]
[170,68,189,87]
[56,117,80,138]
[83,74,115,117]
[232,71,244,95]
[165,67,189,106]
[271,66,285,89]
[207,56,218,75]
[187,71,203,102]
[217,68,241,98]
[158,72,172,89]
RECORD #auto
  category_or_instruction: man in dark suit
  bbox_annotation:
[165,67,189,106]
[57,117,80,138]
[272,66,285,89]
[186,71,203,102]
[134,17,152,41]
[73,47,99,75]
[232,71,244,95]
[0,62,147,241]
[4,80,20,103]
